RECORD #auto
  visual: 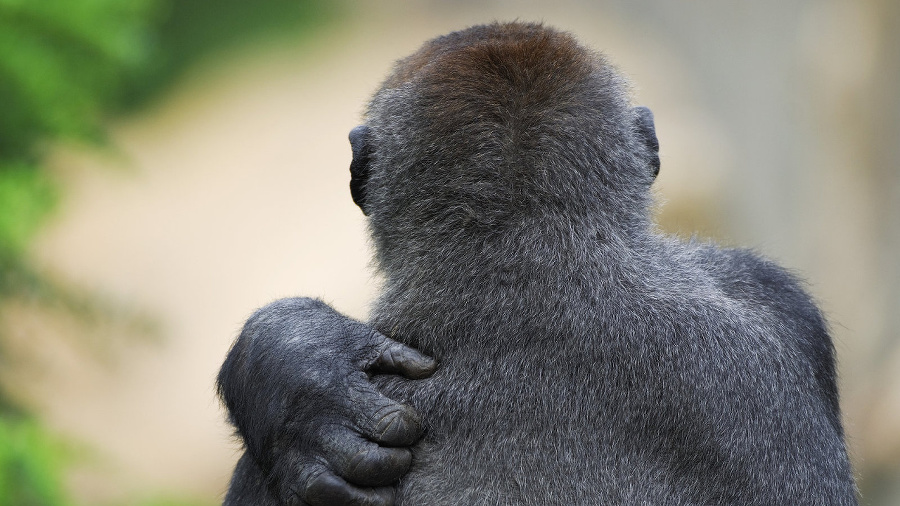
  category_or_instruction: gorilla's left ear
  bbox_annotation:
[348,125,372,215]
[633,106,660,178]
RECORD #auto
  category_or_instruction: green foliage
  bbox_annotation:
[0,0,338,156]
[0,0,157,160]
[0,163,56,307]
[0,416,71,506]
[0,0,339,504]
[0,163,57,255]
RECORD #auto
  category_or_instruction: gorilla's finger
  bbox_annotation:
[357,397,424,447]
[337,440,413,486]
[302,469,395,506]
[369,337,437,379]
[344,366,425,446]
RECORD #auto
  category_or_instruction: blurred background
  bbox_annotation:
[0,0,897,504]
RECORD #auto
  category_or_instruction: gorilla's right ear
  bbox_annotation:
[348,125,372,215]
[633,106,661,179]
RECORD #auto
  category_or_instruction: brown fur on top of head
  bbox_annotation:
[374,22,628,140]
[381,22,595,89]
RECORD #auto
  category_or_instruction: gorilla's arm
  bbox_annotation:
[217,297,436,505]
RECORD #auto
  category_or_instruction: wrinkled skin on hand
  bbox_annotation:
[217,298,436,506]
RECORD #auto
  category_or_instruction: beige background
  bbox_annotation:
[7,0,898,503]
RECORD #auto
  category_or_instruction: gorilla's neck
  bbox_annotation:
[368,213,655,359]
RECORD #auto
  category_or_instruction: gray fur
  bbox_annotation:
[357,22,856,505]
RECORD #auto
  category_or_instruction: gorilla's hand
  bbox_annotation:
[217,297,436,506]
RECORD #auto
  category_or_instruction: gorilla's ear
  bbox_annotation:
[349,125,372,215]
[633,106,660,178]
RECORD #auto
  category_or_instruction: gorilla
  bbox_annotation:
[218,22,857,506]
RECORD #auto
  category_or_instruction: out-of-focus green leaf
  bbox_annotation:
[0,163,57,254]
[0,416,71,506]
[0,0,157,158]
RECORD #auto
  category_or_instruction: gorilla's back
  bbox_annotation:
[371,239,855,506]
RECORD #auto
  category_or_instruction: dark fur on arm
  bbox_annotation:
[217,297,435,505]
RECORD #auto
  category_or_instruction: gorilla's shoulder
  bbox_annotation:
[689,244,835,371]
[707,247,820,314]
[696,245,834,359]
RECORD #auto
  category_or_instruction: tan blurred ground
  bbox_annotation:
[11,0,899,503]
